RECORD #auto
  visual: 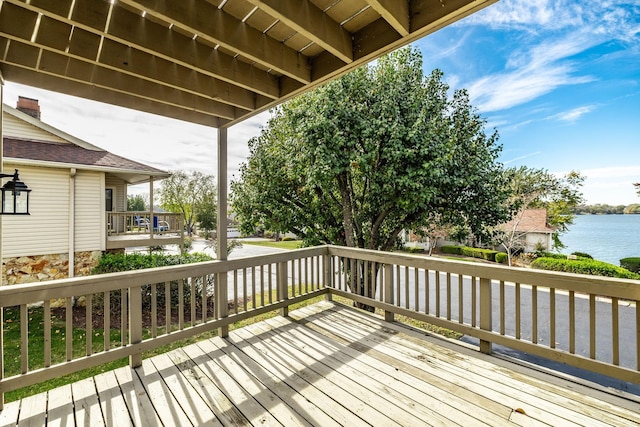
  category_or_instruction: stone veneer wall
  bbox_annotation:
[3,251,102,285]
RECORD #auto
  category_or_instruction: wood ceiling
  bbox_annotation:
[0,0,497,128]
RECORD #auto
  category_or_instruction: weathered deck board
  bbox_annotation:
[1,302,639,426]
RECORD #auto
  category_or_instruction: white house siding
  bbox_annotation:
[2,112,68,143]
[2,164,70,258]
[74,171,103,252]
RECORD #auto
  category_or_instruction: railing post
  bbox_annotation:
[323,253,332,302]
[216,271,229,337]
[384,263,394,322]
[277,261,289,317]
[479,277,492,354]
[129,286,142,368]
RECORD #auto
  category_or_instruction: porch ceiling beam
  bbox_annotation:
[1,0,283,100]
[0,38,242,121]
[118,0,311,84]
[0,27,265,113]
[1,64,225,127]
[364,0,409,36]
[244,0,353,64]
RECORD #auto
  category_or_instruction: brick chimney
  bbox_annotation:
[16,96,41,120]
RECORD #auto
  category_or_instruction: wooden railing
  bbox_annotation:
[0,247,328,408]
[327,246,640,386]
[107,211,184,236]
[1,245,639,408]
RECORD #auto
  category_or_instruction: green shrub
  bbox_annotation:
[535,251,567,259]
[495,252,508,264]
[460,247,498,262]
[571,251,592,259]
[440,245,462,255]
[404,246,425,254]
[531,257,640,280]
[92,252,215,313]
[620,257,640,273]
[281,236,295,241]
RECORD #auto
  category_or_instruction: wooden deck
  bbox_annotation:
[1,301,639,427]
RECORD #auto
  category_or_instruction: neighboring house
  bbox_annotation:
[499,209,555,253]
[2,96,182,285]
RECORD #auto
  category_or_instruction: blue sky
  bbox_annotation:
[416,0,640,204]
[3,0,639,204]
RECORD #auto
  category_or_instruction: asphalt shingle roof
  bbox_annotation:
[4,137,167,174]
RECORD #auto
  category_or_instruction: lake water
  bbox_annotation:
[561,214,640,265]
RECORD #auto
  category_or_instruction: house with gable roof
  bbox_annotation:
[499,208,556,253]
[2,96,183,285]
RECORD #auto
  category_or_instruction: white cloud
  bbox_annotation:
[548,105,596,122]
[2,82,270,191]
[459,1,639,112]
[554,165,640,204]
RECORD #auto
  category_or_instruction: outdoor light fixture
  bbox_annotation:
[0,169,31,215]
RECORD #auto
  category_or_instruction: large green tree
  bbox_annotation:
[159,171,216,236]
[231,48,510,303]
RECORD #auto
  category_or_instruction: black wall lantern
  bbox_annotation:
[1,169,31,215]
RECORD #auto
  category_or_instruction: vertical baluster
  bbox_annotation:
[435,271,440,318]
[252,266,257,308]
[549,288,556,349]
[86,294,93,356]
[243,268,248,312]
[151,284,157,338]
[191,277,196,327]
[234,270,239,314]
[305,257,310,293]
[396,265,401,307]
[202,276,207,323]
[268,264,273,304]
[589,294,596,359]
[104,291,110,351]
[569,291,575,354]
[532,285,538,344]
[612,297,619,366]
[515,283,521,340]
[290,260,295,297]
[44,300,51,367]
[179,278,184,330]
[66,297,73,361]
[20,304,28,373]
[364,260,369,298]
[121,290,128,347]
[414,268,419,312]
[298,258,303,295]
[129,286,142,368]
[165,281,171,334]
[424,269,430,314]
[277,261,289,317]
[471,277,477,328]
[499,281,505,335]
[446,272,451,321]
[405,266,410,309]
[458,275,464,324]
[260,265,265,307]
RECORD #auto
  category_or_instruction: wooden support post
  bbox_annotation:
[384,264,394,322]
[217,127,229,338]
[479,277,492,354]
[129,286,142,368]
[277,261,289,317]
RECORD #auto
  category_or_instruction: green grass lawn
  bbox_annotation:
[243,239,303,250]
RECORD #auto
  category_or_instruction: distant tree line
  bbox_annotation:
[573,204,640,214]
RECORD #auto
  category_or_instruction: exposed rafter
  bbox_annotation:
[0,0,499,127]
